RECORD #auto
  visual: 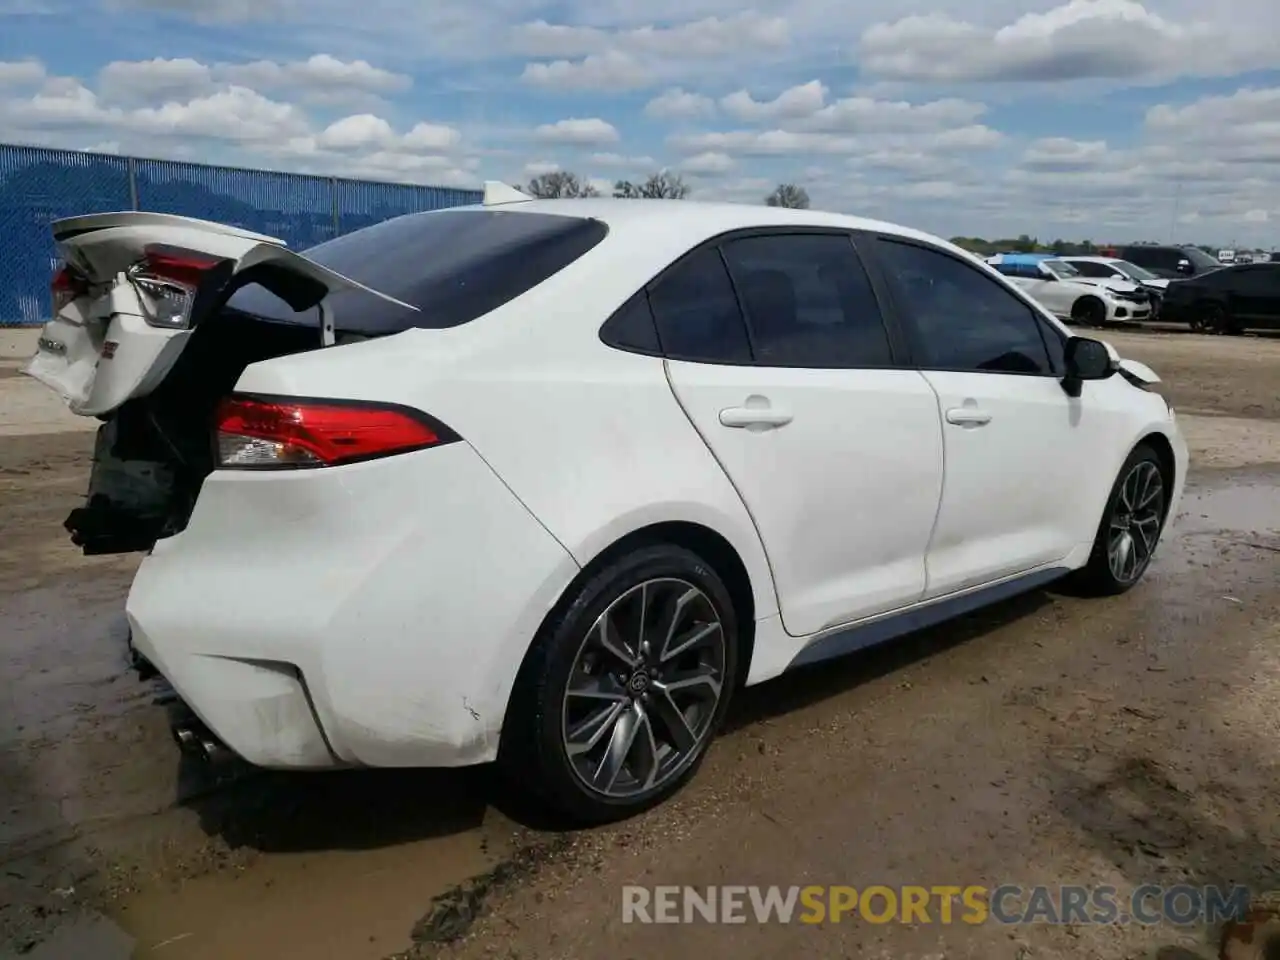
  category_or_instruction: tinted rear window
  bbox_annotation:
[226,209,608,334]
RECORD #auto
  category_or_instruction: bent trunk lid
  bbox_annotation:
[23,211,416,417]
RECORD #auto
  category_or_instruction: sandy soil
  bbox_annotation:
[0,327,1278,960]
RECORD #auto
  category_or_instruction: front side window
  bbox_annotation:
[1069,261,1112,278]
[875,239,1053,375]
[719,233,894,368]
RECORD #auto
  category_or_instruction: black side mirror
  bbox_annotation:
[1062,336,1116,397]
[1176,260,1193,275]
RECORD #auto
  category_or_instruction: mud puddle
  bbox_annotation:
[3,457,1279,959]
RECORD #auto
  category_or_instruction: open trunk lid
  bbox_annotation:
[22,211,416,417]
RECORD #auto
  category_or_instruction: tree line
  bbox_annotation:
[521,171,811,209]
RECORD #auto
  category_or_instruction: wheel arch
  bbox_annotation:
[1134,430,1178,523]
[501,519,762,741]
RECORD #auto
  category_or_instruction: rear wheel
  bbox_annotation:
[1073,445,1168,596]
[1204,302,1242,335]
[500,543,739,824]
[1071,296,1107,328]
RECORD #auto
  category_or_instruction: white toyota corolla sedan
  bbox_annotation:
[25,184,1187,822]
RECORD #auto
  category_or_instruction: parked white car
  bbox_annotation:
[1060,256,1170,294]
[986,254,1153,326]
[24,189,1187,822]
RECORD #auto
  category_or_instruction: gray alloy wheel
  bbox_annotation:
[560,577,726,799]
[1106,459,1166,587]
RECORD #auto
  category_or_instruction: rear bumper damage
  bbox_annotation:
[124,439,580,770]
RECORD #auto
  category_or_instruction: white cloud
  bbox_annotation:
[517,13,789,92]
[0,59,46,87]
[859,0,1278,84]
[680,150,735,174]
[512,13,788,59]
[522,51,651,92]
[218,53,410,96]
[1022,137,1110,171]
[534,117,620,145]
[590,151,656,168]
[644,88,716,120]
[97,58,213,103]
[720,81,827,122]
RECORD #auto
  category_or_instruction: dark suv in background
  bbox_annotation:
[1118,244,1222,279]
[1159,262,1280,334]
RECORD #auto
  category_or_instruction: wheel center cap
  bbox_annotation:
[627,671,651,695]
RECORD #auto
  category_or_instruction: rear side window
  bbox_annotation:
[647,247,752,363]
[226,209,608,335]
[719,233,893,368]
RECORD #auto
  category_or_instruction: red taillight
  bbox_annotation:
[214,395,456,469]
[142,247,223,287]
[51,263,87,312]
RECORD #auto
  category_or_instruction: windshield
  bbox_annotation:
[1182,246,1220,269]
[1113,261,1160,283]
[226,208,609,334]
[1043,259,1080,278]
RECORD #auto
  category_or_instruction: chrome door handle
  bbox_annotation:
[945,407,992,427]
[719,407,793,429]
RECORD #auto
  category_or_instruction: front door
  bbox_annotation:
[656,233,944,638]
[868,236,1098,598]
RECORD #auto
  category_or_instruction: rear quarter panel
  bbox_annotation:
[232,226,780,625]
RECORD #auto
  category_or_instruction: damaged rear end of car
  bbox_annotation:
[23,211,419,555]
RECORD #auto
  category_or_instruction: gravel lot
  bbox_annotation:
[1,326,1278,960]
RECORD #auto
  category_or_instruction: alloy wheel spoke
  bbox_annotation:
[658,588,700,661]
[566,700,625,757]
[661,621,721,664]
[567,672,628,704]
[662,664,723,701]
[629,709,661,791]
[592,702,643,792]
[595,609,639,668]
[646,685,699,753]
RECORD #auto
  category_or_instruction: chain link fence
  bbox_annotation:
[0,144,482,326]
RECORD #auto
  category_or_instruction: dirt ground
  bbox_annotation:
[1,326,1279,960]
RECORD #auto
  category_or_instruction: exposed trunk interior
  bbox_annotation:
[66,312,332,555]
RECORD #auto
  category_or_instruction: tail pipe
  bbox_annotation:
[171,715,231,764]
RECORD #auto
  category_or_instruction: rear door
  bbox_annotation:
[658,231,944,638]
[23,212,414,417]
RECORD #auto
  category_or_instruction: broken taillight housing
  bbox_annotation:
[214,395,459,469]
[127,245,225,329]
[51,263,88,313]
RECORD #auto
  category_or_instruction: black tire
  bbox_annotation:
[1203,302,1243,335]
[499,542,740,825]
[1072,444,1169,597]
[1071,296,1106,327]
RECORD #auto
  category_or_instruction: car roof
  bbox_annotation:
[460,196,971,258]
[1063,256,1121,264]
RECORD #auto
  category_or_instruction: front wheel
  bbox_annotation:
[1071,296,1107,328]
[1073,445,1168,596]
[500,543,739,824]
[1204,303,1242,335]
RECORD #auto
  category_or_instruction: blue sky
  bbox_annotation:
[2,0,1279,245]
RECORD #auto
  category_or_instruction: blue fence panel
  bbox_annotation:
[0,145,133,326]
[333,178,480,234]
[133,159,338,252]
[0,144,482,326]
